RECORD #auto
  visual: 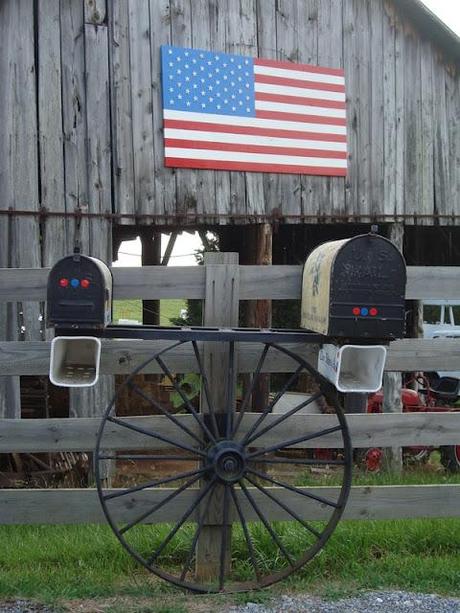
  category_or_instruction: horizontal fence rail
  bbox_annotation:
[1,338,460,374]
[0,265,460,301]
[1,485,459,525]
[0,413,459,453]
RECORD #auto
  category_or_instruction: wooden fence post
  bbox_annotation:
[383,222,404,472]
[195,252,240,581]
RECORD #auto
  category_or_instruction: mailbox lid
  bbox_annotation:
[329,234,406,338]
[47,255,112,328]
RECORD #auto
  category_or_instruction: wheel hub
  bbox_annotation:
[208,440,246,483]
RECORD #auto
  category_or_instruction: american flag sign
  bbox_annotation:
[161,45,347,176]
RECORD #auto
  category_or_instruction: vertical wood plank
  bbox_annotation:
[128,0,155,218]
[342,0,359,218]
[84,22,112,261]
[369,0,384,219]
[394,16,405,219]
[109,0,135,225]
[382,1,397,219]
[420,39,434,223]
[383,222,404,472]
[403,27,423,222]
[196,252,240,581]
[149,0,176,219]
[60,0,90,252]
[38,0,67,265]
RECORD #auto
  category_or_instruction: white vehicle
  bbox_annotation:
[423,300,460,380]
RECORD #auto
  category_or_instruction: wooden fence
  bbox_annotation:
[1,255,460,524]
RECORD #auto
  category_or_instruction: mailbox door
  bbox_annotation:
[329,235,406,338]
[47,256,107,327]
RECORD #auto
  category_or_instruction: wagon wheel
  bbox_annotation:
[95,336,352,593]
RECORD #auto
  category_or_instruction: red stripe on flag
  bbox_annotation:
[254,58,344,77]
[255,73,345,93]
[255,110,347,126]
[165,138,347,159]
[165,157,347,176]
[163,119,347,142]
[255,91,346,109]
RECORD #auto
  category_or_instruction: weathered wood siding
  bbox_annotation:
[0,0,458,230]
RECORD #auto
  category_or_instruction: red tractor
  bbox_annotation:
[360,375,460,472]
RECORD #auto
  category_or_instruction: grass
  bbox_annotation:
[112,299,186,326]
[0,518,459,607]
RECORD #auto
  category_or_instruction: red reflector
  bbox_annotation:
[81,278,90,289]
[370,307,378,316]
[59,278,69,287]
[352,307,361,316]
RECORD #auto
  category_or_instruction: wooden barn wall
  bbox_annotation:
[1,0,458,233]
[0,0,114,419]
[107,0,458,225]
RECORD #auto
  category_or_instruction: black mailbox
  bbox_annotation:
[47,254,113,330]
[301,234,406,339]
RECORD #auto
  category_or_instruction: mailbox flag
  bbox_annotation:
[161,45,347,176]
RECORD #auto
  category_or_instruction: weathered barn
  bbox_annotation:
[0,0,459,419]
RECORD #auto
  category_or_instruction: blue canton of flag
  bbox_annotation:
[161,46,255,116]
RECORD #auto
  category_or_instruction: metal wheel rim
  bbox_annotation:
[95,337,352,593]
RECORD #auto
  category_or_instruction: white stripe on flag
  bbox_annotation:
[163,109,347,135]
[254,64,345,86]
[164,128,347,151]
[164,147,348,168]
[255,100,346,118]
[254,82,346,102]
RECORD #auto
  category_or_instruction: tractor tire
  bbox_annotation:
[440,446,460,473]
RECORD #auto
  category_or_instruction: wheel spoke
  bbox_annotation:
[229,485,261,582]
[240,365,304,446]
[219,484,231,590]
[225,341,236,439]
[244,474,322,539]
[179,483,217,581]
[146,477,218,566]
[106,415,207,458]
[247,424,343,460]
[130,382,204,446]
[118,471,205,535]
[245,392,323,446]
[192,340,220,439]
[156,355,217,443]
[103,466,209,502]
[246,467,339,509]
[239,480,295,567]
[232,343,271,438]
